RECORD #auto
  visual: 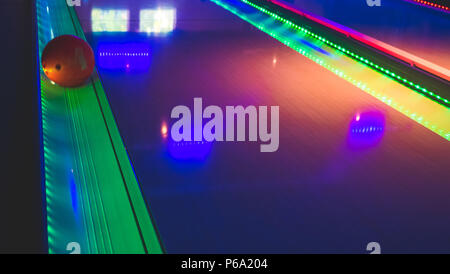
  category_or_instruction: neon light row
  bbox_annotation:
[408,0,449,12]
[240,0,449,108]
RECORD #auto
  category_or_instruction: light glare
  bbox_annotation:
[139,8,176,33]
[91,9,129,32]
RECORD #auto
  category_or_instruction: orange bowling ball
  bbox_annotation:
[42,35,95,87]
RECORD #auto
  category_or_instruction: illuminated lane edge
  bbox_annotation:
[36,0,163,253]
[405,0,450,12]
[211,0,450,141]
[243,0,450,108]
[268,0,450,84]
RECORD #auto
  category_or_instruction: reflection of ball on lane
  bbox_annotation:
[41,35,95,87]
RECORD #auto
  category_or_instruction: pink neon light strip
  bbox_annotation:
[267,0,450,82]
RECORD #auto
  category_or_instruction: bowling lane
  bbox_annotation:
[76,0,450,253]
[275,0,450,69]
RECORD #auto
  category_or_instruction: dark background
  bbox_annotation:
[0,0,46,253]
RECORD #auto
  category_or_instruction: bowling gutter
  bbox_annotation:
[248,0,450,108]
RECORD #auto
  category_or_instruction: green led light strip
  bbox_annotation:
[239,0,449,108]
[211,0,450,141]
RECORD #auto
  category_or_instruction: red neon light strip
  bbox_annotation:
[406,0,449,12]
[267,0,450,82]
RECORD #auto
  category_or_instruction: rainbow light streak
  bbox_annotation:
[211,0,450,141]
[98,43,151,70]
[91,9,129,32]
[139,8,176,34]
[241,0,449,108]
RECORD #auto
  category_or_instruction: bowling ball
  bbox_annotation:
[42,35,95,87]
